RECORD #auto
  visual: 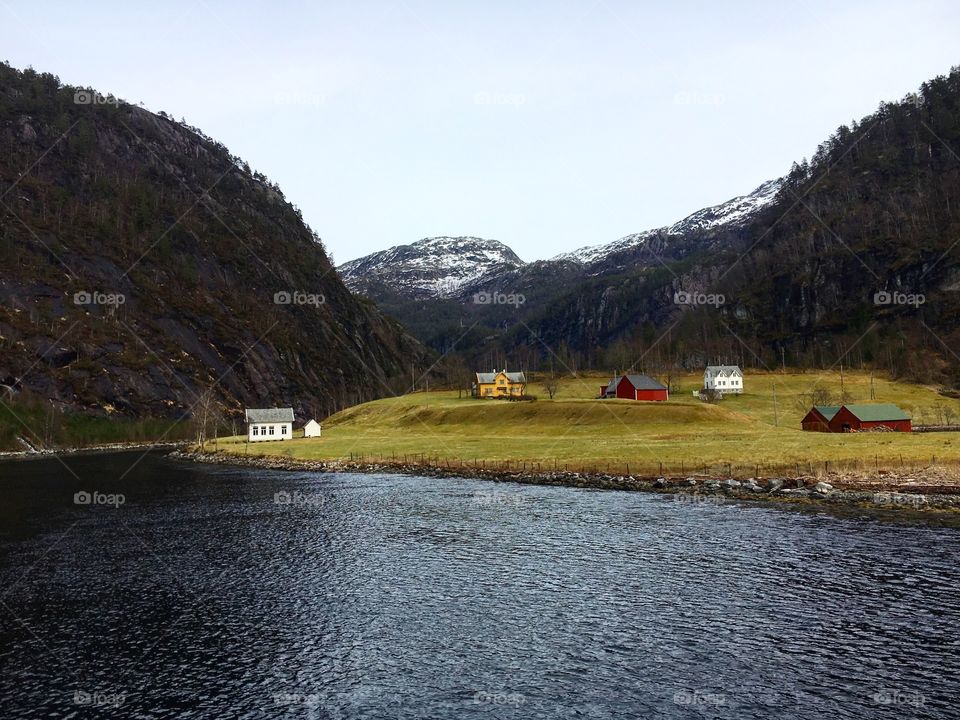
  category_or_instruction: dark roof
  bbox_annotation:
[811,405,842,421]
[841,403,911,422]
[620,374,667,391]
[476,370,526,384]
[245,407,294,423]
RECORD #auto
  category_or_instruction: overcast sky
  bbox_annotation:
[2,1,959,263]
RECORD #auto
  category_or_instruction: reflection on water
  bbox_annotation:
[0,452,958,718]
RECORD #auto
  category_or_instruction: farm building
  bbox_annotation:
[704,365,743,393]
[303,419,322,438]
[245,407,294,442]
[800,405,841,432]
[830,404,912,433]
[801,403,911,433]
[601,374,669,401]
[474,369,527,398]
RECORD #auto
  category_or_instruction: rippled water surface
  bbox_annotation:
[0,452,958,718]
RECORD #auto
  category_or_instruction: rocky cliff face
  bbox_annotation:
[0,63,427,423]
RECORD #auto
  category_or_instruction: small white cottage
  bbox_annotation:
[303,419,322,438]
[703,365,744,394]
[245,407,294,442]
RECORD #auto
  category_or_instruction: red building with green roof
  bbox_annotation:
[801,403,912,432]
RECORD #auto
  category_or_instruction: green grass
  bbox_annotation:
[0,398,192,451]
[213,369,960,477]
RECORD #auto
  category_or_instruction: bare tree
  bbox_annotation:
[193,391,222,451]
[542,373,560,400]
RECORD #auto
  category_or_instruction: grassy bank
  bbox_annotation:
[212,370,960,478]
[0,398,192,451]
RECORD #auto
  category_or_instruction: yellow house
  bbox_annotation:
[474,369,527,398]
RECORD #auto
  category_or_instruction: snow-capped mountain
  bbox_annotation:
[338,236,524,299]
[339,179,782,300]
[552,178,783,265]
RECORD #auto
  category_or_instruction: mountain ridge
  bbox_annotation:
[0,62,428,438]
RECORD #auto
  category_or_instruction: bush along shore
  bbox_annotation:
[172,450,960,514]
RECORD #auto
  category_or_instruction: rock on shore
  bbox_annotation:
[170,451,960,513]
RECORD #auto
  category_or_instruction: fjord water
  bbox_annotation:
[0,453,957,719]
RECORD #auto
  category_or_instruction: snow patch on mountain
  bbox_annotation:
[552,178,783,264]
[339,236,524,298]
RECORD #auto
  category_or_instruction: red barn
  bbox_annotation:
[604,374,669,401]
[828,404,912,433]
[800,405,841,432]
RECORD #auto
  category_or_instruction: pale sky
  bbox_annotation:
[2,1,958,263]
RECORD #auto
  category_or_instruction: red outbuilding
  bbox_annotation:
[828,404,912,433]
[602,374,669,401]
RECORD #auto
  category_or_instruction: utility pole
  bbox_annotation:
[773,383,779,427]
[870,371,876,400]
[840,363,845,398]
[780,346,786,373]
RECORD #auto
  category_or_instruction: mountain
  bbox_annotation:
[339,236,523,299]
[551,178,782,266]
[521,69,960,383]
[336,178,786,356]
[337,67,960,387]
[0,62,427,436]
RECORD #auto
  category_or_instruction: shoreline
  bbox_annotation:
[171,450,960,515]
[0,441,186,461]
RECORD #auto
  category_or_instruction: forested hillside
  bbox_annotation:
[0,63,426,446]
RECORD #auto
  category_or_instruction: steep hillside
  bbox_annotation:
[523,68,960,383]
[0,62,427,433]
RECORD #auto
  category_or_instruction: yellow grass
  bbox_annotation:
[213,370,960,478]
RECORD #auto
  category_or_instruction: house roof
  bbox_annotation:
[476,370,526,384]
[303,419,321,428]
[810,405,842,421]
[705,365,742,376]
[840,403,911,422]
[245,407,294,423]
[620,374,667,391]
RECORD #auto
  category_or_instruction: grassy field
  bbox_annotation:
[212,370,960,478]
[0,397,193,451]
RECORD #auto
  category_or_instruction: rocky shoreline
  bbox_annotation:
[0,441,186,460]
[172,450,960,514]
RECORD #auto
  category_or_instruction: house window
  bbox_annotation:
[281,426,287,435]
[269,426,275,435]
[498,379,505,385]
[252,426,258,436]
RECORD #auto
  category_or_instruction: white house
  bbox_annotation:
[703,365,743,394]
[245,407,294,442]
[303,419,322,438]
